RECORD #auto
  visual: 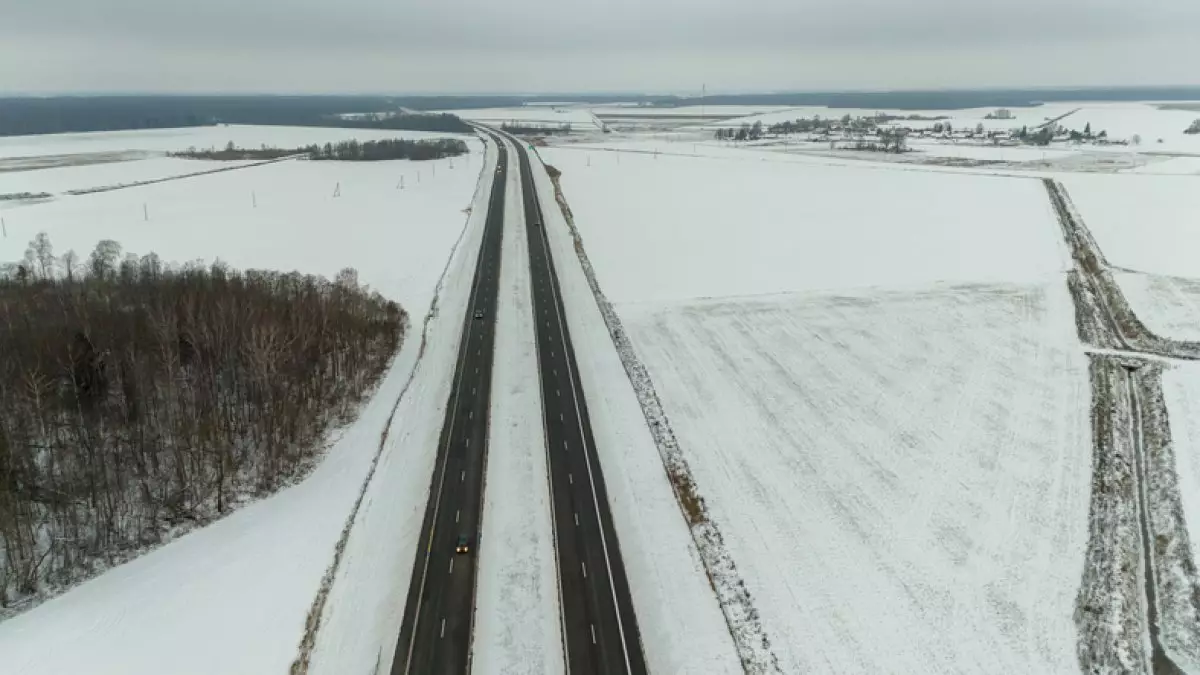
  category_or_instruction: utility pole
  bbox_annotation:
[702,83,706,119]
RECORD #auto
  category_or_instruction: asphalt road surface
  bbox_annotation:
[391,136,507,675]
[511,136,649,675]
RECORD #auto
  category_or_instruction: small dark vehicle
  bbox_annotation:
[455,534,471,554]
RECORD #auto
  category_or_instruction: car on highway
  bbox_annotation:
[473,309,485,320]
[455,534,471,554]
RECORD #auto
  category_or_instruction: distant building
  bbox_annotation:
[986,108,1015,120]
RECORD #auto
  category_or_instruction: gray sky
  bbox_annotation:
[2,0,1198,94]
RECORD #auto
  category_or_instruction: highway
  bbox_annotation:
[391,129,647,675]
[391,135,507,675]
[511,135,649,675]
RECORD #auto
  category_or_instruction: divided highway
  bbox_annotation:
[511,136,649,675]
[391,129,647,674]
[391,137,507,675]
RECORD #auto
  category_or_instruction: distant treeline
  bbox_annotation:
[0,96,471,137]
[0,235,405,612]
[7,87,1200,137]
[171,138,468,162]
[500,122,573,135]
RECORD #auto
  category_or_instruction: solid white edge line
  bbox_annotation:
[402,134,497,674]
[520,137,636,674]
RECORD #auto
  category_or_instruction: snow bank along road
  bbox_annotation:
[391,139,507,675]
[509,131,649,675]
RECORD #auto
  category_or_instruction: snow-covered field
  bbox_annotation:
[1113,271,1200,342]
[539,147,1067,303]
[534,137,1101,672]
[0,139,483,308]
[0,131,494,675]
[1060,173,1200,279]
[712,102,1085,132]
[1164,364,1200,590]
[621,283,1092,674]
[0,125,464,160]
[440,107,601,130]
[0,156,261,197]
[529,149,744,674]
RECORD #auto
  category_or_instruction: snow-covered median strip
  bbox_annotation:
[527,153,747,674]
[471,137,565,675]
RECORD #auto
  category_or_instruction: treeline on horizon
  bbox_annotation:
[0,235,405,612]
[172,137,468,162]
[4,86,1200,137]
[0,96,472,137]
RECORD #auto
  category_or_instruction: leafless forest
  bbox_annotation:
[0,235,406,612]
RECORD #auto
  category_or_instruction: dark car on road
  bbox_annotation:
[455,534,471,554]
[473,309,484,320]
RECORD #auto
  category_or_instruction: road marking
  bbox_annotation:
[441,619,446,638]
[461,470,466,481]
[563,440,568,449]
[560,413,564,421]
[472,387,476,395]
[449,558,454,574]
[591,624,597,644]
[551,350,555,358]
[574,512,579,526]
[569,473,573,484]
[456,509,460,523]
[552,368,557,376]
[469,411,473,420]
[475,367,479,374]
[556,389,560,397]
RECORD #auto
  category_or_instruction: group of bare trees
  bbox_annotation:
[0,235,406,612]
[171,137,469,162]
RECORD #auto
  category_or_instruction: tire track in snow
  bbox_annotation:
[289,139,496,675]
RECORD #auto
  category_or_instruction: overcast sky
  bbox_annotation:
[2,0,1198,94]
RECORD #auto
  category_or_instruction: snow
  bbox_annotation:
[0,142,484,309]
[0,156,261,196]
[0,125,466,160]
[528,149,743,674]
[1111,271,1200,342]
[1060,173,1200,279]
[305,138,499,675]
[440,107,601,130]
[1163,364,1200,613]
[711,103,1085,132]
[592,105,795,120]
[470,137,564,675]
[539,147,1068,303]
[0,131,492,675]
[620,281,1092,674]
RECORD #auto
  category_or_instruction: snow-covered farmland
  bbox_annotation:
[621,283,1092,673]
[0,125,464,160]
[440,106,601,130]
[1060,173,1200,279]
[0,131,494,675]
[539,146,1068,302]
[1164,364,1200,597]
[712,102,1085,132]
[1112,271,1200,342]
[0,139,484,309]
